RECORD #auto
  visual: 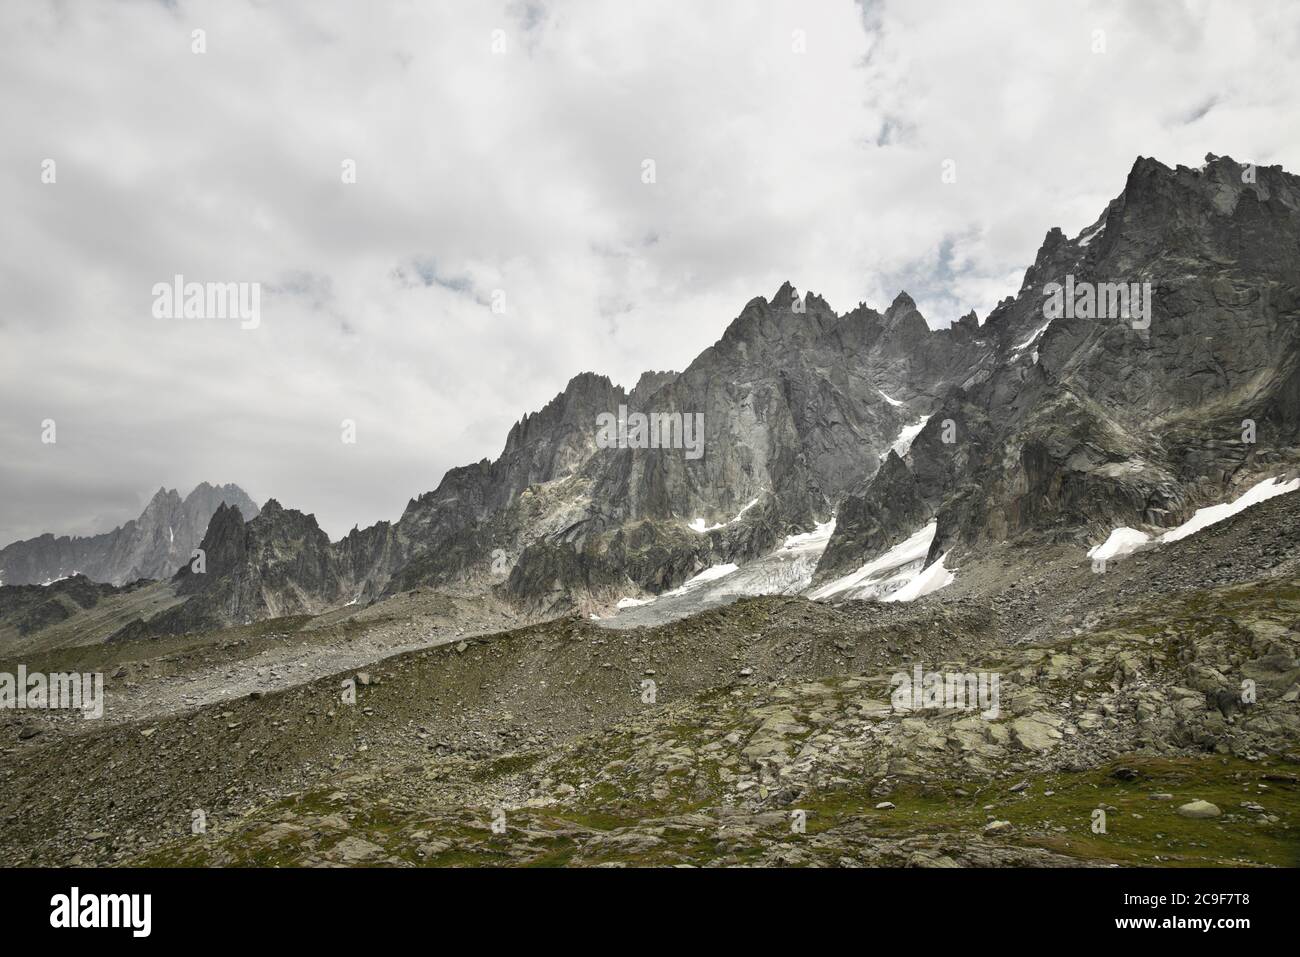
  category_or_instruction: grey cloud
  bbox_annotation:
[1,0,1297,544]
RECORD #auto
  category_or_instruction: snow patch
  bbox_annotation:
[882,551,954,602]
[878,389,904,407]
[1087,527,1151,561]
[781,518,836,551]
[607,517,839,625]
[1087,475,1300,562]
[807,522,951,603]
[1161,475,1299,543]
[1077,222,1103,247]
[889,416,931,458]
[1012,320,1052,355]
[687,518,723,534]
[665,563,739,596]
[688,497,760,534]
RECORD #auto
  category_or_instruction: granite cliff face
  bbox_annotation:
[76,153,1300,631]
[820,154,1300,579]
[0,483,260,587]
[144,500,341,631]
[149,282,995,627]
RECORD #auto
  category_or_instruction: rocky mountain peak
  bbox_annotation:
[48,150,1300,634]
[825,150,1300,581]
[876,290,932,353]
[772,280,798,305]
[629,370,678,406]
[176,503,247,592]
[502,373,624,462]
[713,281,839,357]
[248,499,328,542]
[768,280,828,316]
[886,290,916,313]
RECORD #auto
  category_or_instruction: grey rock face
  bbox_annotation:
[113,152,1300,630]
[256,284,988,624]
[161,500,341,629]
[823,153,1300,575]
[503,539,627,617]
[0,483,260,587]
[0,574,130,636]
[814,452,932,582]
[479,283,992,607]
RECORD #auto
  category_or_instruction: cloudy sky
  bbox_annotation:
[2,0,1298,543]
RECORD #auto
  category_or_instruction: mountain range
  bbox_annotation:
[5,152,1299,643]
[0,483,259,588]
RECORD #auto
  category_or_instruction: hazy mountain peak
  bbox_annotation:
[0,482,259,586]
[887,290,917,313]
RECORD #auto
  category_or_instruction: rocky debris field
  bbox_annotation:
[128,575,1300,867]
[0,494,1294,868]
[0,491,1298,867]
[0,586,521,739]
[0,593,999,865]
[942,484,1300,648]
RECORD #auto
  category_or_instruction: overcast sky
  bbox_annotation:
[2,0,1298,543]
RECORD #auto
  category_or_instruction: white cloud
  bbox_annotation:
[2,0,1297,541]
